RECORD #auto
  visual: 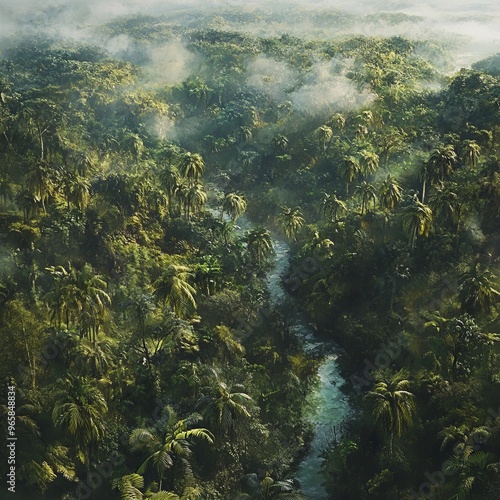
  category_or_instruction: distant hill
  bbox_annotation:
[472,53,500,76]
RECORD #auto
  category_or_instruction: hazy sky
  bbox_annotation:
[0,0,499,67]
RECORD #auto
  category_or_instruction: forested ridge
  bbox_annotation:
[0,8,500,499]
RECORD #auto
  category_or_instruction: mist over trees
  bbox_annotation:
[1,2,500,499]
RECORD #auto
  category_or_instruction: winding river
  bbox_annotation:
[265,232,350,499]
[212,196,350,498]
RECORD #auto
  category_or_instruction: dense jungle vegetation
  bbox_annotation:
[1,6,500,499]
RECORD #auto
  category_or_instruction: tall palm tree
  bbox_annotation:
[181,153,205,183]
[52,375,108,472]
[121,293,156,379]
[459,265,500,315]
[73,335,115,378]
[72,150,96,176]
[359,151,379,176]
[364,369,416,456]
[320,192,347,221]
[62,173,90,211]
[183,183,207,221]
[26,160,55,212]
[211,325,245,362]
[222,193,247,221]
[154,265,197,319]
[479,172,500,219]
[461,140,481,169]
[196,378,253,437]
[45,263,111,340]
[128,132,144,160]
[379,174,402,211]
[402,196,433,249]
[129,407,214,491]
[314,125,333,153]
[426,145,457,185]
[277,206,305,241]
[246,228,274,265]
[429,183,461,231]
[339,156,361,195]
[45,263,78,329]
[160,165,181,216]
[76,264,112,343]
[355,181,377,215]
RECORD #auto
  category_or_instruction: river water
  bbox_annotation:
[212,201,350,498]
[264,231,350,499]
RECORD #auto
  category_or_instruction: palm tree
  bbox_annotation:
[130,407,214,492]
[320,192,347,221]
[154,265,197,319]
[181,153,205,183]
[314,125,333,153]
[211,325,245,362]
[122,293,156,379]
[438,425,469,452]
[196,378,253,437]
[246,228,274,265]
[364,369,416,456]
[359,150,379,176]
[125,133,144,163]
[379,174,402,211]
[62,173,90,211]
[461,140,481,168]
[277,206,305,240]
[274,135,289,152]
[329,113,346,132]
[418,146,457,203]
[459,265,500,315]
[222,193,247,221]
[426,145,457,185]
[183,183,207,221]
[356,124,368,141]
[160,165,181,216]
[355,181,377,215]
[45,263,78,329]
[112,473,144,500]
[76,264,112,342]
[72,150,96,176]
[26,160,55,212]
[52,375,108,472]
[402,195,433,249]
[45,263,111,340]
[479,172,500,219]
[239,126,253,144]
[339,156,361,194]
[357,110,374,127]
[429,183,461,231]
[438,425,491,454]
[444,451,500,499]
[73,335,115,378]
